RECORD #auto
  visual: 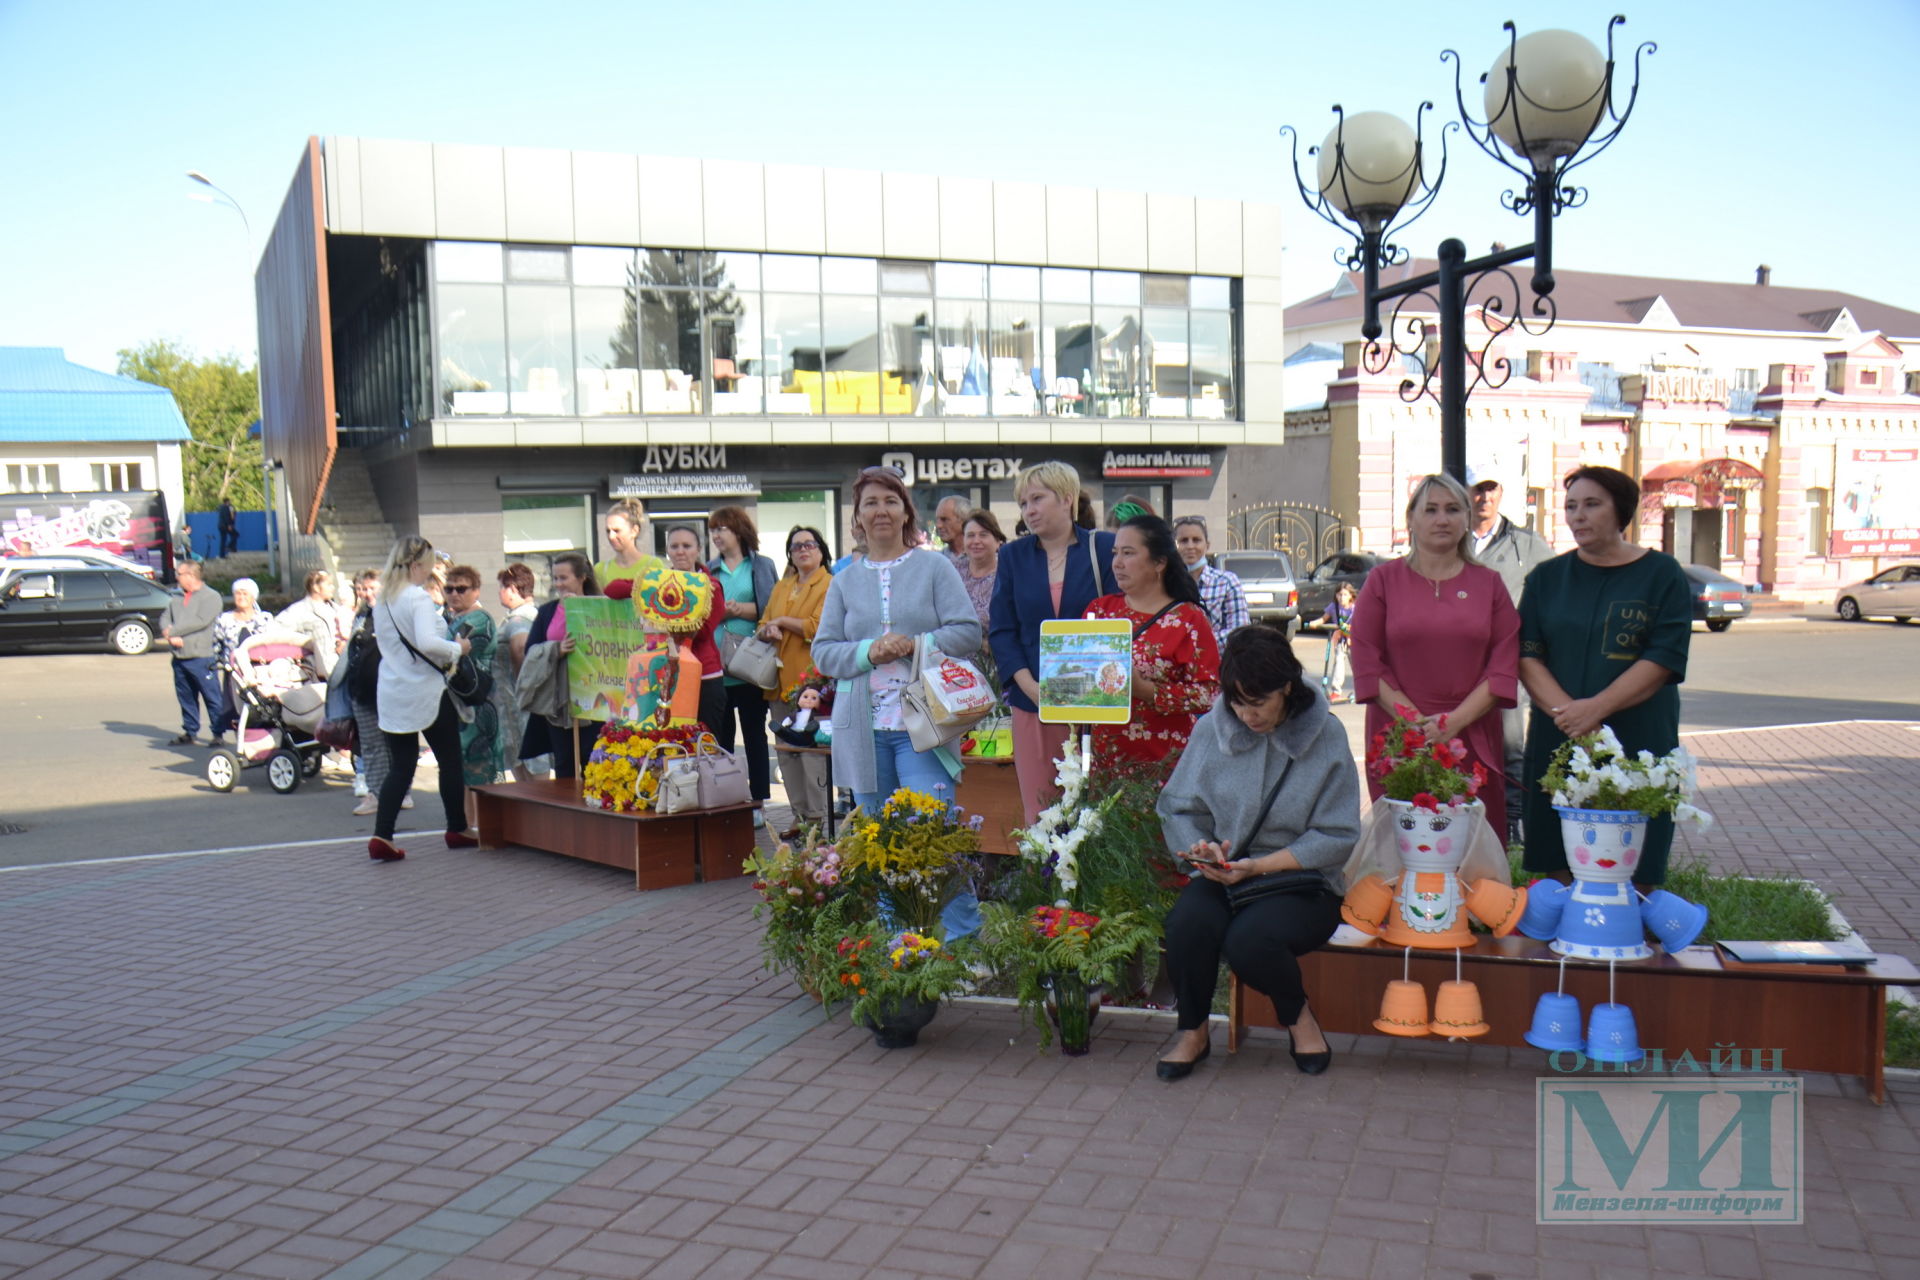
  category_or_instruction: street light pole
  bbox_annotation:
[185,169,278,582]
[1283,17,1654,483]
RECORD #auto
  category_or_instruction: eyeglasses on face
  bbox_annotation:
[446,584,476,594]
[788,540,821,552]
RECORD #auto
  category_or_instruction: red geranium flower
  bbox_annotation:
[1411,791,1440,811]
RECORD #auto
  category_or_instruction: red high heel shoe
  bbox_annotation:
[368,837,405,861]
[445,831,479,849]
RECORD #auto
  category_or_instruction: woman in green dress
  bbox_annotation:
[444,565,501,801]
[1518,465,1692,885]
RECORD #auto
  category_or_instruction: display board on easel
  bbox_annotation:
[1037,618,1133,725]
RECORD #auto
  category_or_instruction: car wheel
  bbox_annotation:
[266,748,303,795]
[1837,597,1862,622]
[110,619,153,656]
[206,749,240,793]
[1705,619,1731,633]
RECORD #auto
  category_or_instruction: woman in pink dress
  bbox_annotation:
[1350,473,1520,841]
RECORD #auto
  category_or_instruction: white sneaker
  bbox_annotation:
[401,795,414,809]
[352,795,377,816]
[752,810,766,829]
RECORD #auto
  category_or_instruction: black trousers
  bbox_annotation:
[376,693,466,840]
[1164,878,1341,1030]
[711,680,771,802]
[696,677,728,746]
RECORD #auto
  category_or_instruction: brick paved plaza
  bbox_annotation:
[2,722,1917,1279]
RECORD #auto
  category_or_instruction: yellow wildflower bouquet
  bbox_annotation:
[837,788,983,932]
[582,722,702,812]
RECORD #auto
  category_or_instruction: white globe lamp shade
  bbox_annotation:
[1484,28,1609,165]
[1316,111,1424,230]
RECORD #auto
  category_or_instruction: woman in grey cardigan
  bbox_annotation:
[814,468,982,812]
[1155,625,1361,1080]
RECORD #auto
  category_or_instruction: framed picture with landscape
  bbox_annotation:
[1036,619,1133,725]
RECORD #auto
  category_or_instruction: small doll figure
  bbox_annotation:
[774,681,833,748]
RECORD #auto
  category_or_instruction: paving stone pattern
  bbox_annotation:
[1,723,1918,1279]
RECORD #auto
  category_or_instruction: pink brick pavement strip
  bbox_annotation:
[0,733,1916,1279]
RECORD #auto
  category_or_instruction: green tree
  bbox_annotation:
[116,340,263,511]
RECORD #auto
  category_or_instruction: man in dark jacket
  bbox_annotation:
[217,498,239,557]
[159,561,224,745]
[1468,466,1553,842]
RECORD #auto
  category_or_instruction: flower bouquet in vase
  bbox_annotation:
[837,788,983,934]
[982,742,1165,1052]
[744,835,846,998]
[814,904,973,1049]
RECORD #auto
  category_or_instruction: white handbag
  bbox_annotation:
[642,742,702,814]
[901,637,994,752]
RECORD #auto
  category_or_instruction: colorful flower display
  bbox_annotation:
[581,722,706,812]
[1367,704,1486,808]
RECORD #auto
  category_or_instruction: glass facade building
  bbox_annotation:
[430,244,1239,422]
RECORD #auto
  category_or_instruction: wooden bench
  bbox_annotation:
[472,779,759,890]
[1229,934,1918,1104]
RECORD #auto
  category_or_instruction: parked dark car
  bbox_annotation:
[1299,552,1389,628]
[1681,564,1751,633]
[0,567,175,655]
[1213,550,1299,637]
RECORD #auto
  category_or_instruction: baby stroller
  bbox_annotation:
[206,627,329,794]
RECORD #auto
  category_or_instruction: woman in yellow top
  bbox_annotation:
[758,525,834,837]
[595,498,663,597]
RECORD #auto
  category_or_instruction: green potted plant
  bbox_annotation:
[744,836,847,997]
[813,900,974,1049]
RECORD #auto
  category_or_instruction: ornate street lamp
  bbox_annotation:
[1283,16,1654,481]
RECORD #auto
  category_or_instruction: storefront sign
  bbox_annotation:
[609,473,758,498]
[1626,370,1730,406]
[878,451,1024,487]
[1102,449,1215,478]
[1831,446,1920,556]
[638,445,729,472]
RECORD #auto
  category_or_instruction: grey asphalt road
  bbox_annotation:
[1,614,1914,868]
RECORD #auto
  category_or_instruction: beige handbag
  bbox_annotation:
[642,742,702,814]
[902,637,993,752]
[723,631,782,689]
[691,732,751,808]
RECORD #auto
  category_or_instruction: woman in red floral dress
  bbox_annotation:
[1084,514,1221,775]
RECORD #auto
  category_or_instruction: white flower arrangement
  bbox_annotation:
[1543,726,1713,828]
[1015,739,1112,897]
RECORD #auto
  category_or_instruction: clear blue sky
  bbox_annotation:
[3,0,1915,374]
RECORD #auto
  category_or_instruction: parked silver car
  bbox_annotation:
[1833,563,1920,623]
[1213,550,1300,637]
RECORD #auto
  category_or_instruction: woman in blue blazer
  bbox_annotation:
[988,461,1117,823]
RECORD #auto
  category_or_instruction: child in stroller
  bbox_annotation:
[205,625,330,794]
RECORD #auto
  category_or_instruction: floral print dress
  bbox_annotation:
[450,608,499,786]
[1082,596,1220,776]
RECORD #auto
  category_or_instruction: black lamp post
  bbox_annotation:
[1283,17,1654,482]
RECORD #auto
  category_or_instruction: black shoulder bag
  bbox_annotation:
[1222,754,1330,909]
[383,604,494,707]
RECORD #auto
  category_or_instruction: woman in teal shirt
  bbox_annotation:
[708,506,779,825]
[1519,465,1692,885]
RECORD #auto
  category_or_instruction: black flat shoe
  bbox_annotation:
[1155,1042,1211,1081]
[1290,1045,1333,1075]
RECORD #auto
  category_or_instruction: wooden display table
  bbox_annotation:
[956,755,1022,855]
[1230,933,1919,1104]
[472,780,759,890]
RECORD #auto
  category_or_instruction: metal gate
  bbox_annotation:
[1226,503,1350,566]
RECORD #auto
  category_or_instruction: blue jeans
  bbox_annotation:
[856,730,980,940]
[171,656,223,736]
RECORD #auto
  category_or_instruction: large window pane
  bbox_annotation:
[881,297,936,416]
[1043,268,1091,303]
[1145,305,1188,418]
[882,260,932,293]
[821,294,882,414]
[573,247,634,287]
[638,290,700,414]
[991,265,1040,301]
[508,246,568,282]
[1191,276,1231,309]
[716,251,760,291]
[1042,303,1092,416]
[1092,305,1142,418]
[765,293,820,414]
[436,242,502,283]
[764,254,819,292]
[1144,274,1189,306]
[1093,271,1139,306]
[710,290,765,416]
[575,285,639,414]
[933,295,987,416]
[507,285,574,415]
[436,282,507,414]
[989,298,1041,417]
[935,261,986,298]
[822,256,876,294]
[1189,309,1234,419]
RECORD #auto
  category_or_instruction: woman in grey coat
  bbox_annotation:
[1154,625,1361,1081]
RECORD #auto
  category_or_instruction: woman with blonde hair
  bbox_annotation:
[370,535,473,861]
[987,461,1117,823]
[596,497,662,597]
[1350,472,1520,841]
